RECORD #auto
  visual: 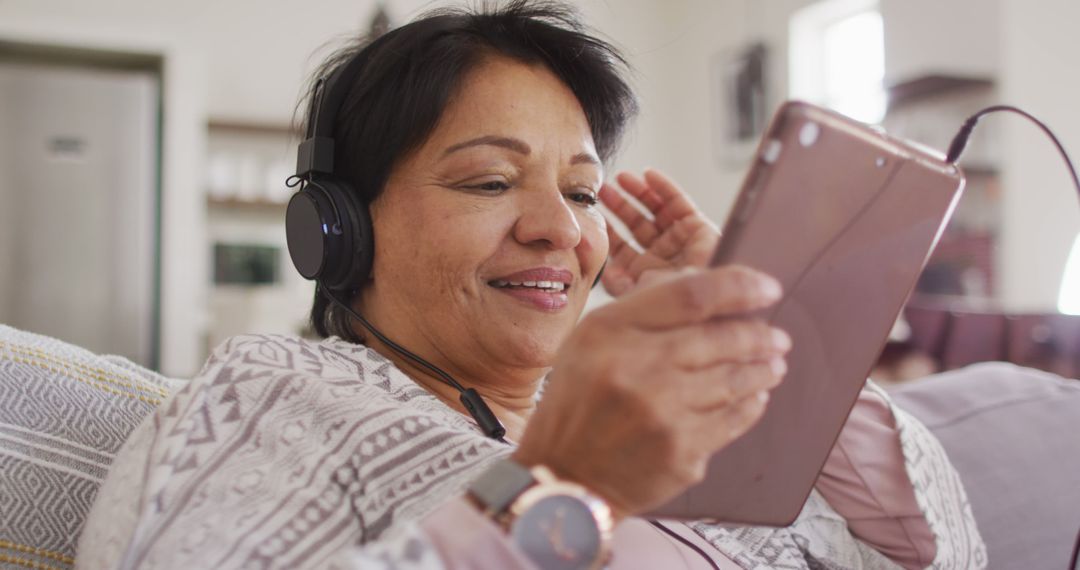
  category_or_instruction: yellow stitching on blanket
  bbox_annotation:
[1,342,169,398]
[19,345,170,397]
[1,343,169,397]
[0,541,74,565]
[0,554,64,570]
[15,344,170,397]
[0,554,62,570]
[5,355,163,406]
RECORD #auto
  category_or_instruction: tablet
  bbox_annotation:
[649,101,965,525]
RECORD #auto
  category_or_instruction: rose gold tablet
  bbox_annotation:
[649,101,965,525]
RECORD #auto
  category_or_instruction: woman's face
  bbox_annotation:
[359,55,608,372]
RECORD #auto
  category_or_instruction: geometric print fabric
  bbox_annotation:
[0,324,181,570]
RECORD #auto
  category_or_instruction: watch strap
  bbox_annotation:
[468,458,536,515]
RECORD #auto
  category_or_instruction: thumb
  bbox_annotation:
[606,265,782,330]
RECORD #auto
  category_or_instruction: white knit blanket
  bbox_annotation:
[75,334,986,569]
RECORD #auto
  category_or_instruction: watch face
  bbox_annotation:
[510,495,601,570]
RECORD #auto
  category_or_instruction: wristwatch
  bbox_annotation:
[468,458,614,570]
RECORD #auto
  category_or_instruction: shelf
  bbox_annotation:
[962,165,1000,178]
[887,74,995,109]
[207,119,299,137]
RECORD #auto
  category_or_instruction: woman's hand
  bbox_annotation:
[513,265,790,519]
[599,169,720,296]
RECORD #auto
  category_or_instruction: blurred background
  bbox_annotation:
[1,0,1078,380]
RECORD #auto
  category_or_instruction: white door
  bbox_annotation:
[0,62,159,367]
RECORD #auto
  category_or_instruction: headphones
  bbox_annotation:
[285,51,378,293]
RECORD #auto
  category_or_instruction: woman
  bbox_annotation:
[77,2,984,568]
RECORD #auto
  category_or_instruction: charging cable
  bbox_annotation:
[949,106,1080,570]
[946,105,1080,197]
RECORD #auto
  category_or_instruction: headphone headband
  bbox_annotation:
[295,50,376,179]
[295,16,457,179]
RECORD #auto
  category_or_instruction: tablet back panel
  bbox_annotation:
[650,101,964,524]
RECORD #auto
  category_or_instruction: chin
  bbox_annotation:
[496,326,569,369]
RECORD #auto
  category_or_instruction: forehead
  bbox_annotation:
[421,54,597,156]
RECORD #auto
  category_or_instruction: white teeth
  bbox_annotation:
[490,279,568,291]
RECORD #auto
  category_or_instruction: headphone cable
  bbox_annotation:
[322,289,508,441]
[648,520,722,570]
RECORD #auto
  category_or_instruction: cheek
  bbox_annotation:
[375,196,512,291]
[578,209,609,269]
[430,213,505,287]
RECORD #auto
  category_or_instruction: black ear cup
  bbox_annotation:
[285,179,374,292]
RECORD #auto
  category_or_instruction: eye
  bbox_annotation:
[464,180,511,193]
[566,189,599,207]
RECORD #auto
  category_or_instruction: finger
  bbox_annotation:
[647,216,698,260]
[599,265,636,297]
[602,265,783,330]
[679,359,786,412]
[600,183,660,248]
[614,171,665,214]
[606,223,642,271]
[694,390,772,451]
[598,244,637,297]
[642,169,702,230]
[664,320,791,370]
[636,268,691,290]
[603,225,664,296]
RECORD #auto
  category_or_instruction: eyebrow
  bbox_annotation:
[442,135,601,167]
[443,135,530,157]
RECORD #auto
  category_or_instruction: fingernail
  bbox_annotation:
[757,391,770,404]
[771,329,792,352]
[769,357,787,376]
[759,276,782,300]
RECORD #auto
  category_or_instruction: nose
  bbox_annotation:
[512,184,582,251]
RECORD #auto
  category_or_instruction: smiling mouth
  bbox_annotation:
[487,280,569,293]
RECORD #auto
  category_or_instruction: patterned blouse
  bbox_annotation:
[75,333,986,569]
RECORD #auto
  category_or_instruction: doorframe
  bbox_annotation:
[0,26,210,377]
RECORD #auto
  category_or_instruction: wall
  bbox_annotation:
[881,0,999,86]
[996,0,1080,310]
[0,0,683,373]
[6,0,1078,372]
[633,0,820,224]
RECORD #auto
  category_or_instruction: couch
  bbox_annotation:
[1,323,1078,569]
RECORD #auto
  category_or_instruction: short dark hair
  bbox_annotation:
[299,0,638,341]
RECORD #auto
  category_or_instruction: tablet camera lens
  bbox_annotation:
[799,122,820,147]
[762,139,783,164]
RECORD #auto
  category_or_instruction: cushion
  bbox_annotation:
[0,324,181,570]
[889,362,1080,569]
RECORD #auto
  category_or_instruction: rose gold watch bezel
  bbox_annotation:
[504,465,614,569]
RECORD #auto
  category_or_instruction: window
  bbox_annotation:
[1058,234,1080,314]
[790,0,886,124]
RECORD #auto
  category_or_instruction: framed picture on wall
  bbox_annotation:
[711,42,768,167]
